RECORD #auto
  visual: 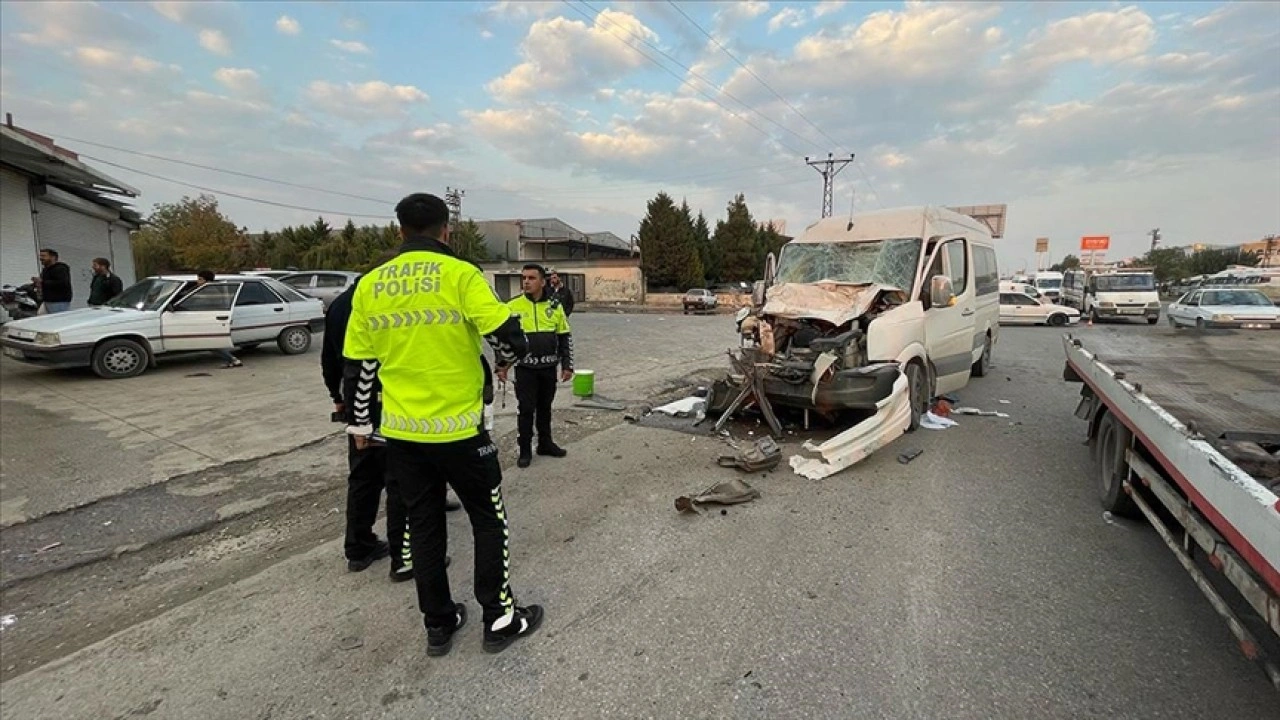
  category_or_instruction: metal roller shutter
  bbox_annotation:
[109,223,137,288]
[34,195,113,309]
[1,168,37,290]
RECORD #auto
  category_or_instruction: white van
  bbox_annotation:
[750,205,1000,429]
[1031,271,1064,303]
[1063,268,1160,323]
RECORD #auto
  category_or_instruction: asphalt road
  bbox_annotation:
[1,315,1276,719]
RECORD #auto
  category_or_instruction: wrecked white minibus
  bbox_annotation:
[737,205,1001,432]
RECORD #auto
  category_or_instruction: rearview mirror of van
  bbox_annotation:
[930,275,955,308]
[752,280,767,307]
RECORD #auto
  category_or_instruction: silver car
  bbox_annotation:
[1167,288,1279,330]
[279,271,360,310]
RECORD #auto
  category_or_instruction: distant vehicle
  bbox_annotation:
[1030,271,1064,303]
[682,288,719,314]
[1166,288,1279,330]
[0,275,324,379]
[279,271,361,310]
[999,280,1045,301]
[1062,268,1160,324]
[999,291,1080,326]
[241,269,296,279]
[1199,268,1280,306]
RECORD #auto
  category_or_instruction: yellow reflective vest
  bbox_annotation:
[344,239,518,444]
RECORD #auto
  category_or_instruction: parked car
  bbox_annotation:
[999,291,1080,326]
[1166,288,1279,330]
[0,275,325,379]
[241,269,297,279]
[683,288,719,314]
[279,271,360,310]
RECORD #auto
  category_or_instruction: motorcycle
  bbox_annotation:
[1,282,40,320]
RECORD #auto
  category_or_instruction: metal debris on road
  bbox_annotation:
[653,397,706,418]
[675,478,762,514]
[789,373,912,480]
[952,406,1011,418]
[897,448,924,464]
[573,397,627,411]
[717,437,782,473]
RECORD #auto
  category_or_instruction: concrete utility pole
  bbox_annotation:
[805,153,854,218]
[1149,228,1161,253]
[445,187,465,231]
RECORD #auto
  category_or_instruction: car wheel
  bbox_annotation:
[278,326,311,355]
[904,362,927,432]
[971,334,991,377]
[1048,313,1067,327]
[92,338,148,379]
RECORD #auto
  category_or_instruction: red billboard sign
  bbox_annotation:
[1080,236,1111,251]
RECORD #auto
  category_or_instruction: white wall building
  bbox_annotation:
[1,119,142,311]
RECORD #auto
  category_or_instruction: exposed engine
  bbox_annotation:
[757,288,905,385]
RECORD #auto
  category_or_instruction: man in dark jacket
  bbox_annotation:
[33,248,73,313]
[88,258,124,306]
[322,277,460,581]
[546,269,575,316]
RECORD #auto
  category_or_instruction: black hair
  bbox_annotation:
[394,193,450,236]
[522,263,547,278]
[94,257,111,269]
[197,269,216,282]
[41,248,59,259]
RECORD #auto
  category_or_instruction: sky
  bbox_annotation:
[1,0,1277,274]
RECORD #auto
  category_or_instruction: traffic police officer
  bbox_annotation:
[344,193,544,656]
[502,264,574,468]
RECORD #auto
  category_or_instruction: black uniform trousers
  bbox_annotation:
[386,432,516,628]
[515,365,558,449]
[344,437,410,569]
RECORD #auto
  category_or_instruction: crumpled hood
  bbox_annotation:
[762,282,906,326]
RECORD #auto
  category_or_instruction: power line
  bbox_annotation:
[79,154,396,220]
[560,0,811,158]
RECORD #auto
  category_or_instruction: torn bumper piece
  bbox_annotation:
[760,362,900,412]
[788,371,912,480]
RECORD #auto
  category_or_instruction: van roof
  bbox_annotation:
[793,205,992,245]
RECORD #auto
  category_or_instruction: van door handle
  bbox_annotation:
[216,315,229,320]
[961,309,975,317]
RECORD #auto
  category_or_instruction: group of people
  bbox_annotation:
[31,248,124,313]
[319,193,578,656]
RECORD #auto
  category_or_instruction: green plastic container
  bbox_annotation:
[572,369,595,398]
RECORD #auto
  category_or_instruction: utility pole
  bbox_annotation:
[1149,228,1161,253]
[805,153,854,218]
[445,187,465,231]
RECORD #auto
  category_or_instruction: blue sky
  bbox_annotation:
[1,1,1276,273]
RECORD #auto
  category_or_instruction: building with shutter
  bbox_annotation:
[1,117,142,313]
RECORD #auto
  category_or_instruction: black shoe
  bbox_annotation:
[483,605,545,654]
[445,498,462,512]
[517,449,532,468]
[347,540,389,573]
[537,443,567,458]
[427,603,467,657]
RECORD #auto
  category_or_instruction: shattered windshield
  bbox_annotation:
[1096,274,1155,292]
[774,238,921,291]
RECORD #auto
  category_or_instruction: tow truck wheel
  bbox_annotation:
[1096,411,1138,517]
[905,362,926,432]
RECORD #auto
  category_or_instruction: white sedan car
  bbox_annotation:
[0,275,325,379]
[1167,288,1279,330]
[999,292,1081,327]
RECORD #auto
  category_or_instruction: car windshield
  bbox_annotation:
[262,277,315,302]
[106,279,186,311]
[775,237,921,291]
[1201,290,1273,307]
[1096,274,1155,292]
[1035,278,1062,289]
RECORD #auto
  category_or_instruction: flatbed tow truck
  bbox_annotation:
[1064,328,1280,688]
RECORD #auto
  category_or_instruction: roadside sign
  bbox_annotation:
[1081,236,1110,251]
[1035,237,1049,253]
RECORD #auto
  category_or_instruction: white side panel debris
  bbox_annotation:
[789,372,912,480]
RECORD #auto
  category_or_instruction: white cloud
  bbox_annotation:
[150,1,188,24]
[306,80,429,119]
[487,1,559,21]
[199,29,232,56]
[768,8,806,34]
[276,15,301,36]
[330,39,372,54]
[481,29,495,40]
[487,9,659,100]
[213,67,262,95]
[341,17,365,32]
[1018,7,1155,70]
[813,1,846,19]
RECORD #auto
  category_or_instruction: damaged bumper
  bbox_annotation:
[760,362,899,411]
[789,371,912,480]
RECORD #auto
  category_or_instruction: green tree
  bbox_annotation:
[693,211,715,284]
[1049,254,1081,272]
[676,200,704,288]
[754,221,787,277]
[132,195,244,273]
[450,219,490,264]
[713,193,758,282]
[637,191,683,289]
[1137,247,1188,283]
[1187,247,1260,276]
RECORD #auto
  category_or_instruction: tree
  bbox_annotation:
[1187,247,1260,277]
[713,193,758,282]
[1049,254,1081,272]
[1137,247,1188,283]
[133,195,245,272]
[675,200,704,287]
[755,221,787,276]
[693,211,715,284]
[637,191,684,289]
[450,219,490,264]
